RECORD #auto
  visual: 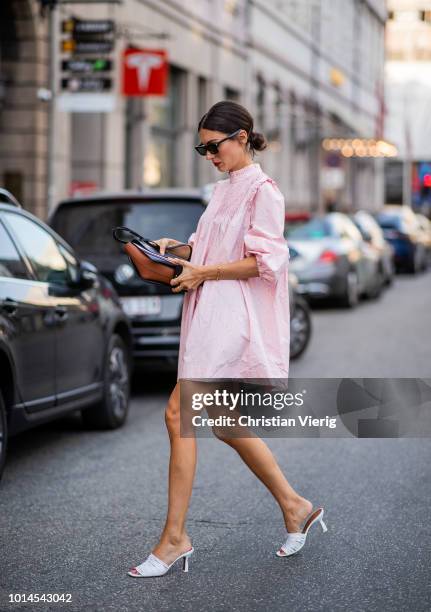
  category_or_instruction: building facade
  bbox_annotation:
[0,0,50,219]
[385,0,431,212]
[248,0,387,212]
[0,0,387,219]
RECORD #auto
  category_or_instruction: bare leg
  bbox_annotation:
[216,432,313,533]
[151,382,196,564]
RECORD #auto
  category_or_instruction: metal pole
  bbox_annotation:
[47,2,57,214]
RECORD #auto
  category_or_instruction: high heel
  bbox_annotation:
[183,554,189,572]
[128,547,194,577]
[276,507,327,557]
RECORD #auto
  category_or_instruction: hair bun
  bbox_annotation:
[249,131,267,152]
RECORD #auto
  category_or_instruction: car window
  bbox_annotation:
[376,213,402,230]
[325,215,348,238]
[0,220,29,279]
[50,200,204,257]
[3,212,73,285]
[57,242,80,284]
[287,218,332,240]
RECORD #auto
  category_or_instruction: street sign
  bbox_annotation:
[61,40,114,54]
[58,93,116,112]
[62,18,115,35]
[122,48,168,96]
[61,58,113,73]
[61,77,112,92]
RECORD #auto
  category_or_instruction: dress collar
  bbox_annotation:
[228,162,262,184]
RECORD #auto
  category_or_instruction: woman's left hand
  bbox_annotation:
[168,258,205,293]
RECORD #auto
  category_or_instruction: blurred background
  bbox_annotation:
[1,4,431,609]
[1,0,429,220]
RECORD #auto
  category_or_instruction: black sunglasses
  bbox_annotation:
[194,129,242,156]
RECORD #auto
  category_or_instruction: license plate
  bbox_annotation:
[120,296,161,316]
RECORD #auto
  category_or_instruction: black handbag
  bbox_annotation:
[112,226,192,292]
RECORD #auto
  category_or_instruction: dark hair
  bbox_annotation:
[198,100,267,156]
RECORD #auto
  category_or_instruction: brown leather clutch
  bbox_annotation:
[112,226,192,292]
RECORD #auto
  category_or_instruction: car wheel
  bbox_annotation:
[0,390,7,483]
[81,334,131,430]
[290,296,312,360]
[340,270,359,308]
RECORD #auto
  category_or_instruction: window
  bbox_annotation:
[146,65,186,186]
[57,243,80,284]
[50,200,204,257]
[287,218,332,240]
[3,213,73,285]
[0,220,29,279]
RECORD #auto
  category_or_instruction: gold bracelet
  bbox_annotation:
[216,265,222,281]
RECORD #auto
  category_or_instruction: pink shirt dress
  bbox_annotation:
[177,162,290,381]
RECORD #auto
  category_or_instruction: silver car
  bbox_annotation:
[285,212,383,308]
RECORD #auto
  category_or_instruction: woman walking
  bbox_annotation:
[127,101,327,578]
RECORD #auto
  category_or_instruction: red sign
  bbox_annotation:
[122,48,168,96]
[70,181,98,197]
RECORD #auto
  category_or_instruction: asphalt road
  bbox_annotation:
[1,269,430,612]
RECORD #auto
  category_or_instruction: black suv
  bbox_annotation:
[0,190,132,482]
[49,189,207,370]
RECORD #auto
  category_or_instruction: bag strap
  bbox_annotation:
[112,226,192,260]
[112,226,157,246]
[112,226,190,250]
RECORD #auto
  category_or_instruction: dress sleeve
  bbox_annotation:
[187,232,196,247]
[244,180,289,284]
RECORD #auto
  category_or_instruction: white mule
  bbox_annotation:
[276,507,327,557]
[128,547,194,577]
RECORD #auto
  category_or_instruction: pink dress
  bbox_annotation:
[177,162,290,380]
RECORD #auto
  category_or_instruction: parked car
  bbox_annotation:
[374,205,427,273]
[288,270,312,359]
[49,189,208,371]
[285,212,383,308]
[350,210,396,286]
[0,191,133,482]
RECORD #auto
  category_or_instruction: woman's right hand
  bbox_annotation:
[152,237,180,255]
